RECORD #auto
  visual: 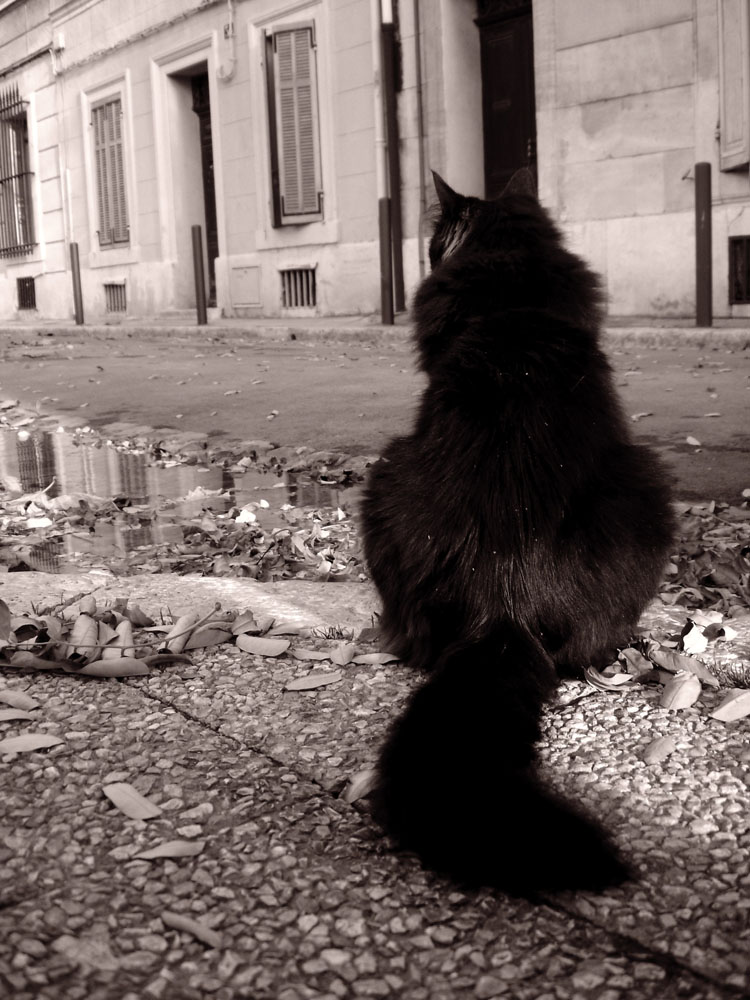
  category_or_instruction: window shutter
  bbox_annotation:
[92,97,129,246]
[92,104,111,245]
[109,103,129,242]
[266,24,323,226]
[718,0,750,171]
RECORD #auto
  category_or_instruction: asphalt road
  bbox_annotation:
[1,329,748,502]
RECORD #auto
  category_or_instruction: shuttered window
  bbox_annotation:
[718,0,750,171]
[92,97,129,246]
[265,24,323,226]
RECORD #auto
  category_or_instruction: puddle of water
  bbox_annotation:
[0,427,359,573]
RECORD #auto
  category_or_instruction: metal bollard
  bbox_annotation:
[378,198,394,325]
[192,224,208,326]
[70,242,84,325]
[695,162,712,328]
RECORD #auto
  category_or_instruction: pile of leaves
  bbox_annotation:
[161,500,362,581]
[0,592,388,803]
[0,592,391,684]
[0,485,364,581]
[0,584,748,784]
[1,484,749,602]
[660,499,750,616]
[585,607,750,720]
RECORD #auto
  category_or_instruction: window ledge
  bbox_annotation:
[255,218,339,251]
[89,246,137,269]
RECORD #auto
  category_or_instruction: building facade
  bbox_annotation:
[1,0,749,323]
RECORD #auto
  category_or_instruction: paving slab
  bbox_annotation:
[1,572,748,999]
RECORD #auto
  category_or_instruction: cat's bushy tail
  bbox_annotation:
[372,626,631,895]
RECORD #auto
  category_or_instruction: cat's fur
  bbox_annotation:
[360,171,675,895]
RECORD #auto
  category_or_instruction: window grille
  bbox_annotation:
[17,276,36,309]
[729,237,750,304]
[92,97,129,247]
[104,282,127,312]
[265,24,323,227]
[0,84,35,258]
[281,267,316,308]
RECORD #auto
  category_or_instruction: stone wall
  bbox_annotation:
[536,0,750,319]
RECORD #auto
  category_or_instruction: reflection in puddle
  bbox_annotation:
[0,427,357,573]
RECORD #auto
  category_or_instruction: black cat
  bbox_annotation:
[360,171,675,895]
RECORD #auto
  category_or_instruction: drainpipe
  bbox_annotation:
[381,2,405,312]
[217,0,237,82]
[413,0,427,280]
[371,0,394,324]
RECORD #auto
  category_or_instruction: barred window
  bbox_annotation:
[265,24,323,227]
[91,96,129,247]
[0,84,35,258]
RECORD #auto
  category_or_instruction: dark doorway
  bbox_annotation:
[476,1,537,198]
[191,73,218,307]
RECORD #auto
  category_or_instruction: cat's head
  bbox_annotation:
[415,171,604,354]
[428,169,541,269]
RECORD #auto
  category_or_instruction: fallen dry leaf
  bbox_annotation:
[161,911,223,949]
[78,595,97,616]
[341,767,378,803]
[330,643,356,666]
[78,657,149,677]
[121,604,154,627]
[67,613,99,660]
[231,610,261,635]
[289,647,332,661]
[0,599,10,639]
[710,689,750,722]
[0,732,64,753]
[660,671,702,710]
[162,611,200,653]
[691,610,724,627]
[642,735,677,764]
[284,670,343,691]
[101,619,135,658]
[351,651,400,664]
[103,782,163,820]
[0,708,34,722]
[618,647,653,676]
[0,688,39,710]
[184,625,232,650]
[648,647,720,688]
[584,666,634,691]
[681,622,708,656]
[8,650,63,671]
[235,635,290,657]
[135,839,205,860]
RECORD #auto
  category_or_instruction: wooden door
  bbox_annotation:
[192,73,218,307]
[478,3,537,198]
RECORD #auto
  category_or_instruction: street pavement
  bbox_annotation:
[0,317,748,501]
[0,316,749,999]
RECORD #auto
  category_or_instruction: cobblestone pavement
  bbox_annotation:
[1,572,748,1000]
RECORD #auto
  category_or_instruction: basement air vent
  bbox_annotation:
[280,267,316,309]
[729,237,750,305]
[17,276,36,310]
[104,282,127,312]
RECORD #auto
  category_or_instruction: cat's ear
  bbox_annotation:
[431,171,462,213]
[500,168,537,199]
